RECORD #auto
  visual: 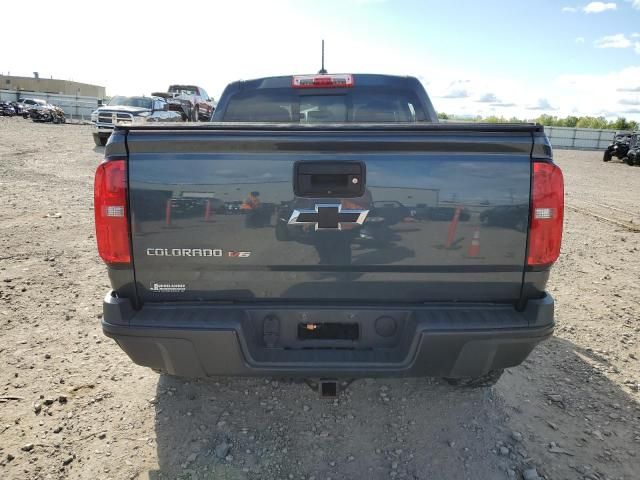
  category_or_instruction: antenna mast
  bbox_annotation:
[318,40,328,74]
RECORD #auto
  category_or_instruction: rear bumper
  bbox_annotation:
[102,293,554,379]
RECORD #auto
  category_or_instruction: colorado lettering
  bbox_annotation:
[146,248,222,257]
[145,248,251,258]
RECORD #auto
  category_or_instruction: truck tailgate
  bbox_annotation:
[125,125,534,304]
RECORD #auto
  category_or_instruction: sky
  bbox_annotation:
[2,0,640,120]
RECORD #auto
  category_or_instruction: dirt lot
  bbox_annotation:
[0,119,638,480]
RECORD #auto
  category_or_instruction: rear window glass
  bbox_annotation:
[300,96,347,122]
[169,85,198,95]
[224,91,294,122]
[108,96,153,109]
[222,87,426,123]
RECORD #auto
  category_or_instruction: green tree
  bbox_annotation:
[564,116,579,127]
[436,113,638,130]
[612,117,633,131]
[483,115,506,123]
[536,114,556,126]
[576,116,596,128]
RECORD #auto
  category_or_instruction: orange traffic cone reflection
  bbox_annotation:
[468,227,481,257]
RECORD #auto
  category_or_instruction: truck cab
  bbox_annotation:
[90,96,184,146]
[167,84,215,121]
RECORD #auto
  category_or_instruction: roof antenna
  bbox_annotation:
[318,40,328,74]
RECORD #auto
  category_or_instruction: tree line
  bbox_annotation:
[437,113,638,131]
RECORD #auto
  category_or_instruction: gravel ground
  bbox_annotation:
[0,118,638,480]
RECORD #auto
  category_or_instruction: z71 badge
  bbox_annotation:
[227,251,251,257]
[146,248,251,258]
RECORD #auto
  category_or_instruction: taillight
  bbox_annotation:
[527,161,564,269]
[292,74,354,88]
[94,159,130,266]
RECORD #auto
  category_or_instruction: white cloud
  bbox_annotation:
[431,65,640,120]
[477,93,499,103]
[441,89,469,99]
[593,34,640,53]
[527,98,556,110]
[554,66,640,119]
[583,1,617,13]
[619,98,640,105]
[575,37,585,44]
[490,102,516,107]
[594,33,632,48]
[617,85,640,92]
[562,6,578,12]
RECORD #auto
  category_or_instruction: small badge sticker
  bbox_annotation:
[150,282,186,293]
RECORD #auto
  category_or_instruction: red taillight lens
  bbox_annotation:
[292,74,354,88]
[94,159,130,266]
[527,162,564,268]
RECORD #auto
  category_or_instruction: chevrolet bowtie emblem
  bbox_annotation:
[288,204,369,230]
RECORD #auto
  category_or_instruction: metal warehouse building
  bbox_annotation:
[0,74,106,118]
[0,74,105,97]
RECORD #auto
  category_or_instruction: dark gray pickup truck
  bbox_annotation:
[95,73,564,391]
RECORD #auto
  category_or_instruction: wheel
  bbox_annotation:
[93,135,108,147]
[625,156,635,166]
[443,369,504,388]
[53,115,60,124]
[603,151,612,162]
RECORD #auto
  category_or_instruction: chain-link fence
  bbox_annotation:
[543,126,616,150]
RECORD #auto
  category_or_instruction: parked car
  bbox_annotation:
[224,201,244,214]
[19,98,47,118]
[150,91,193,121]
[30,104,66,123]
[0,101,16,116]
[90,95,184,147]
[420,206,471,222]
[166,84,215,121]
[95,73,563,393]
[11,101,28,116]
[603,131,635,162]
[479,204,529,231]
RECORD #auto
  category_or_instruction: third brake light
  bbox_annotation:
[292,74,354,88]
